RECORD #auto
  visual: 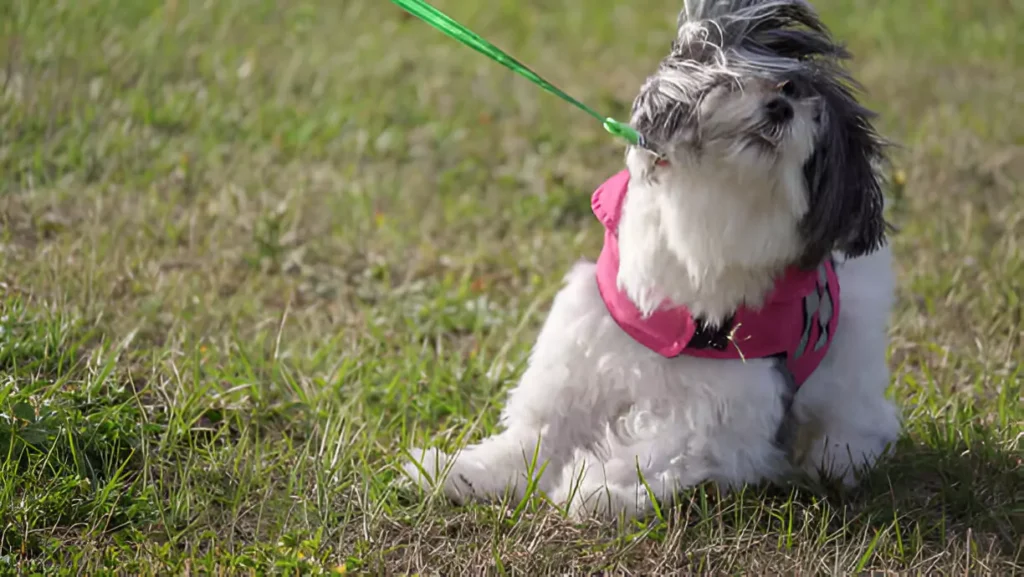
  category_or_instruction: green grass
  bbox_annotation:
[1,0,1021,573]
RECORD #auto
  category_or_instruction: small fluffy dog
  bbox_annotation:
[405,0,901,520]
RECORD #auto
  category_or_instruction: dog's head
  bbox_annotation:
[628,0,888,268]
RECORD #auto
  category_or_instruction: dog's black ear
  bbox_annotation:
[798,76,888,268]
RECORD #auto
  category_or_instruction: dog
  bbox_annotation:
[405,0,901,520]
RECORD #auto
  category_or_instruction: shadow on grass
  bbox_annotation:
[0,297,156,559]
[375,432,1021,573]
[662,432,1024,563]
[846,435,1022,554]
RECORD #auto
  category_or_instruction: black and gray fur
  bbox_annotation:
[630,0,888,268]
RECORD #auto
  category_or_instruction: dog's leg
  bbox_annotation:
[791,248,901,485]
[553,428,790,520]
[405,375,605,504]
[406,340,619,504]
[550,442,688,521]
[405,262,610,505]
[550,369,792,521]
[549,446,651,520]
[404,426,553,504]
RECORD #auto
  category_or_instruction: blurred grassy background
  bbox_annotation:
[1,0,1021,573]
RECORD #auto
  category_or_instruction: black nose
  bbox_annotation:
[765,97,793,123]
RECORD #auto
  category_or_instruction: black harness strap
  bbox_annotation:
[772,355,800,452]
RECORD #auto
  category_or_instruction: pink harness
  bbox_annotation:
[592,170,840,387]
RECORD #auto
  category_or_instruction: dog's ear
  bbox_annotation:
[798,77,888,268]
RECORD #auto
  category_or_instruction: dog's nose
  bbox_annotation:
[765,97,793,123]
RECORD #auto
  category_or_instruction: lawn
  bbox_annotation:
[1,0,1021,573]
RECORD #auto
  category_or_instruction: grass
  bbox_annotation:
[0,0,1021,573]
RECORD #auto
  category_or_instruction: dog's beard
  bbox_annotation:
[617,138,810,324]
[616,35,823,321]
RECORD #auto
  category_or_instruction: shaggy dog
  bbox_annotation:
[406,0,900,520]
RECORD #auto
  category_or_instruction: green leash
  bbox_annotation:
[390,0,645,148]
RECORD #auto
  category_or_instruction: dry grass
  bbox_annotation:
[1,0,1021,573]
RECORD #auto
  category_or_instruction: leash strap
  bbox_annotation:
[390,0,645,148]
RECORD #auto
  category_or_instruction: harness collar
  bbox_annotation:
[592,169,840,387]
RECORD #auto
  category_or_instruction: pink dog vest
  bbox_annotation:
[592,170,840,387]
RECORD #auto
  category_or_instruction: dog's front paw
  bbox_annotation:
[552,477,650,522]
[570,483,651,522]
[799,430,896,487]
[403,447,487,505]
[403,447,450,490]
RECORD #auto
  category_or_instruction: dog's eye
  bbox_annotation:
[778,81,799,98]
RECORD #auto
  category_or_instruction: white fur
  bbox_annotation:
[404,45,900,523]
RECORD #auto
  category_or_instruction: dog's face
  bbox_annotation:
[628,0,888,268]
[689,75,821,176]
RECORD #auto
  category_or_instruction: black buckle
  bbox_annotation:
[686,315,733,351]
